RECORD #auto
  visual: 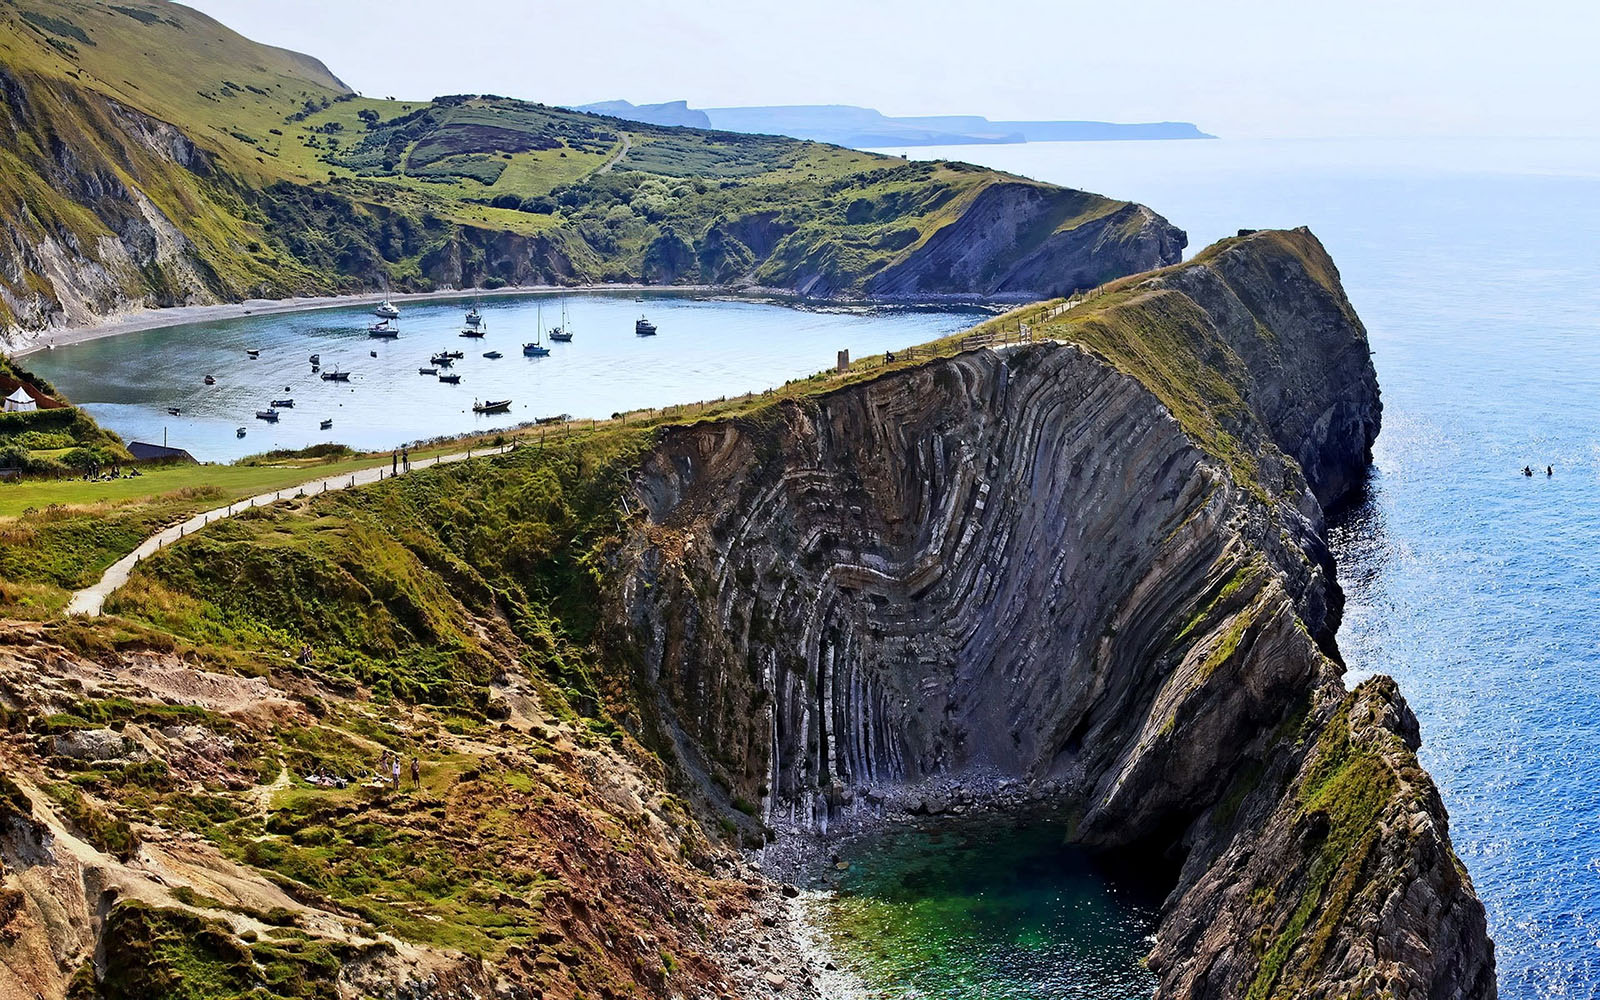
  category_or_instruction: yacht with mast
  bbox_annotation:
[523,304,551,357]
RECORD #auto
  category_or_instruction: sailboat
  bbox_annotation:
[464,305,483,327]
[549,300,573,342]
[374,276,400,319]
[523,304,551,357]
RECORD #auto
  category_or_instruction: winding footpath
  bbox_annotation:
[66,443,514,617]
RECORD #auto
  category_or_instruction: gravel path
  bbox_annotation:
[65,443,512,616]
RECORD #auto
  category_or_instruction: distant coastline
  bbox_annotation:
[575,100,1214,147]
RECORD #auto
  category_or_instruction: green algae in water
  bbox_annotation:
[822,819,1160,999]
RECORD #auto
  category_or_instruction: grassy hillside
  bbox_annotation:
[0,0,1183,340]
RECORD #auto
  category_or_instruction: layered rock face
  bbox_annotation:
[612,230,1493,998]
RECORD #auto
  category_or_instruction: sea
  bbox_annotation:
[878,135,1600,999]
[27,134,1600,997]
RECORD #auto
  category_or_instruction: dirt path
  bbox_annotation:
[595,133,631,175]
[65,442,513,617]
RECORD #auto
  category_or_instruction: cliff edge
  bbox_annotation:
[612,229,1492,998]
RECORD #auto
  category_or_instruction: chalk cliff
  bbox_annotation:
[611,229,1493,998]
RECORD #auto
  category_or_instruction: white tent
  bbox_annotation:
[4,386,36,412]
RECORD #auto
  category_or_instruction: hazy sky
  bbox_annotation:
[185,0,1596,139]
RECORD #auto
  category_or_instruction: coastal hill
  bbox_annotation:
[577,100,1215,147]
[0,230,1495,999]
[0,0,1185,347]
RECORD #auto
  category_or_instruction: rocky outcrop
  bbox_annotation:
[610,229,1490,998]
[867,183,1187,301]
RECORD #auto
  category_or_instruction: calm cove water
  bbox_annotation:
[820,819,1160,1000]
[879,136,1600,998]
[26,294,978,462]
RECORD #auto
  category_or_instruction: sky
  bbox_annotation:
[184,0,1597,139]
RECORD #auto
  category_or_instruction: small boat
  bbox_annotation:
[473,398,512,414]
[271,398,294,408]
[525,303,551,356]
[431,356,454,367]
[308,353,320,364]
[459,327,486,338]
[320,418,333,430]
[320,369,352,382]
[635,316,657,336]
[464,307,483,327]
[236,427,247,438]
[444,350,464,359]
[549,300,574,342]
[166,406,181,416]
[368,320,399,338]
[374,280,400,319]
[311,364,320,373]
[369,350,378,358]
[438,373,461,384]
[255,408,279,422]
[203,375,216,385]
[246,348,261,358]
[483,350,503,359]
[418,367,438,375]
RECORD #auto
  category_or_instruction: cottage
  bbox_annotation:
[3,386,36,412]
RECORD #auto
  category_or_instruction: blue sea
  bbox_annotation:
[887,136,1600,998]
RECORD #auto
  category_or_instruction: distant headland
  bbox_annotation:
[573,100,1215,146]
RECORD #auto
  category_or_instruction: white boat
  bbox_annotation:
[255,408,279,422]
[374,275,400,319]
[549,300,573,342]
[635,316,657,336]
[524,304,551,357]
[464,306,483,327]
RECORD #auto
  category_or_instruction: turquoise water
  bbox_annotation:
[27,294,978,462]
[822,819,1160,1000]
[887,136,1600,998]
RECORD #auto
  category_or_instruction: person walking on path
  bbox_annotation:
[402,447,410,473]
[392,451,398,475]
[410,756,421,789]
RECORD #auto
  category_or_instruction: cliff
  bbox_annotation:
[0,231,1491,999]
[611,229,1492,997]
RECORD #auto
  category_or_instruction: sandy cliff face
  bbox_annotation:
[610,230,1492,998]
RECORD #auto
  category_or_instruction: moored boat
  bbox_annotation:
[465,307,483,327]
[320,418,333,430]
[203,374,216,385]
[308,353,320,364]
[635,316,657,336]
[418,367,438,375]
[483,350,503,359]
[246,348,261,358]
[368,320,399,337]
[271,398,294,408]
[438,373,461,384]
[320,369,352,382]
[167,406,181,416]
[255,408,279,422]
[549,300,574,342]
[522,342,550,357]
[236,426,247,438]
[473,398,512,414]
[459,327,486,338]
